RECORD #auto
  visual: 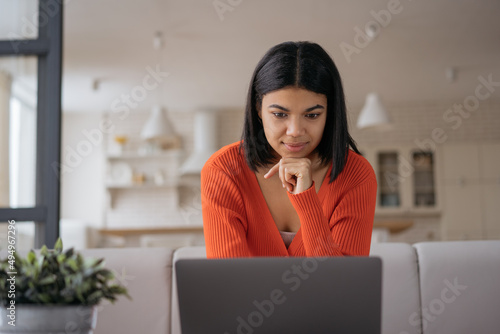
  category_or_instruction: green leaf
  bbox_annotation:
[97,269,114,280]
[40,245,48,256]
[57,254,66,264]
[91,258,104,268]
[38,275,56,285]
[54,238,63,253]
[66,258,79,272]
[27,251,36,264]
[37,293,52,303]
[64,248,75,258]
[86,290,103,303]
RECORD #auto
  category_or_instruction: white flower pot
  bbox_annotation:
[0,305,97,334]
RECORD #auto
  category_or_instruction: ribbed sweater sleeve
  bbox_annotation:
[288,176,377,256]
[201,164,251,258]
[287,183,342,256]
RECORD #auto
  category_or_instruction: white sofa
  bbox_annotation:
[4,241,499,333]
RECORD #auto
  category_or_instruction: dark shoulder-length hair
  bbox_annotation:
[240,41,360,183]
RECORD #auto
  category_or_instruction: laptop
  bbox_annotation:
[175,257,382,334]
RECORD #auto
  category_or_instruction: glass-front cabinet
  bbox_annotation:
[362,145,441,216]
[378,152,401,209]
[412,151,436,208]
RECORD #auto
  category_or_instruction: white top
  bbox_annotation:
[279,230,297,248]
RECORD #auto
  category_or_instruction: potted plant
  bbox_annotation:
[0,238,129,334]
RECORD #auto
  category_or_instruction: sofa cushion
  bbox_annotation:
[413,241,500,334]
[370,243,422,334]
[171,246,207,334]
[81,248,174,334]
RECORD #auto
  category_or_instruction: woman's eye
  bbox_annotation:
[306,113,320,119]
[272,112,287,118]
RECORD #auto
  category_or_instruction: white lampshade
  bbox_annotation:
[179,108,219,175]
[141,105,175,140]
[357,93,392,130]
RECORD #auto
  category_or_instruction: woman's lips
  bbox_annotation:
[283,142,307,152]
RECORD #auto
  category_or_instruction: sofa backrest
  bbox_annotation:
[4,240,499,334]
[414,240,500,334]
[169,244,422,334]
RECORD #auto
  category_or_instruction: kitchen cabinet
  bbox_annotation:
[361,145,441,216]
[479,143,500,239]
[441,143,500,240]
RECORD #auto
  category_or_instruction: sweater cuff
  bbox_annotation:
[287,181,322,214]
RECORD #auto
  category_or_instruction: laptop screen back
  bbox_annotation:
[176,257,382,334]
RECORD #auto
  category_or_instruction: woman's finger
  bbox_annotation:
[284,168,297,185]
[264,162,280,179]
[281,158,313,194]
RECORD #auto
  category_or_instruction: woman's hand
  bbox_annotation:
[264,158,313,194]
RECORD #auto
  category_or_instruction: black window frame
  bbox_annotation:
[0,0,63,248]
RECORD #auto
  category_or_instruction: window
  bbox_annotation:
[0,0,63,248]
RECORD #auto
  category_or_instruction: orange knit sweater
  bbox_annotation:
[201,141,377,258]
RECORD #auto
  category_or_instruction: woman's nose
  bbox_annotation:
[286,118,305,137]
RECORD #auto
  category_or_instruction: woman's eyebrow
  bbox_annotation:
[305,104,325,112]
[267,104,325,112]
[268,104,289,111]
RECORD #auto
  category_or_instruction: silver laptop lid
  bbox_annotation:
[176,257,382,334]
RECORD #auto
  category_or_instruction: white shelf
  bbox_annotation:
[106,181,179,189]
[107,150,182,159]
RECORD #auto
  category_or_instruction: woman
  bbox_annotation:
[201,41,377,258]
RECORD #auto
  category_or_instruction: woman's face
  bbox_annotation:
[259,86,327,162]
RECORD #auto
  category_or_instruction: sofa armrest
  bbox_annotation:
[371,243,421,334]
[170,246,207,334]
[81,248,174,334]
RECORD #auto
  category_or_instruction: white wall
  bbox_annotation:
[0,71,11,207]
[61,112,105,228]
[350,100,500,145]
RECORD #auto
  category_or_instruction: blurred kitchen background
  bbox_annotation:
[0,0,499,250]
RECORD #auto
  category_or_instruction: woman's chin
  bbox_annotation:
[279,151,309,159]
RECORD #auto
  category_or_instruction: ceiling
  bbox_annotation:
[4,0,500,113]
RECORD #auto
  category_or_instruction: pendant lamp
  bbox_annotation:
[140,105,176,152]
[357,93,392,130]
